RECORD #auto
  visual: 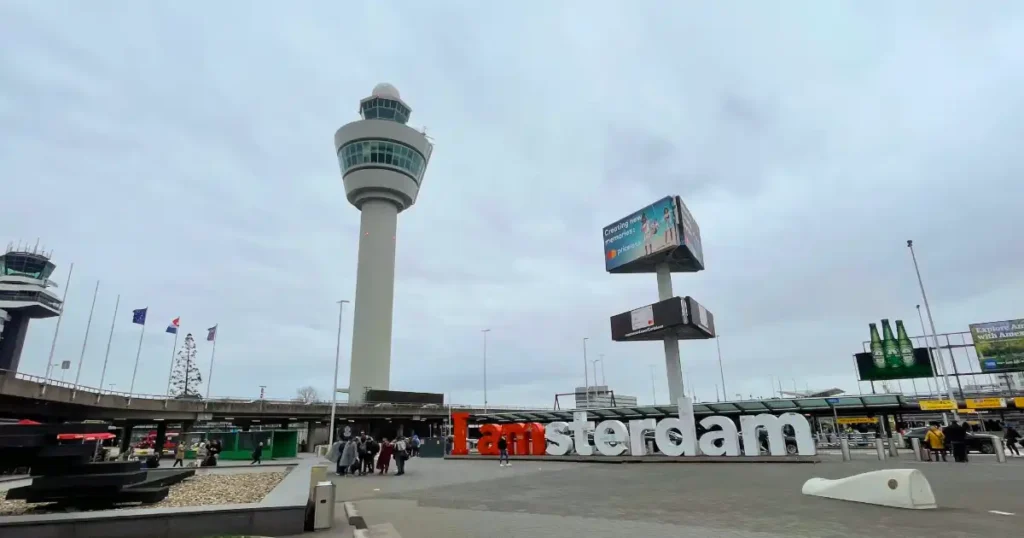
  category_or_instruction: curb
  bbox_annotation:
[344,501,367,530]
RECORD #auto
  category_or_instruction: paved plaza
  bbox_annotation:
[317,454,1024,538]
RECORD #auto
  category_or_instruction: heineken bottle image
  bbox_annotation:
[869,323,885,369]
[881,319,903,369]
[895,320,916,367]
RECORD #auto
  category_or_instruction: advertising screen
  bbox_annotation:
[676,198,704,270]
[610,296,715,342]
[853,349,935,381]
[969,319,1024,373]
[602,196,680,272]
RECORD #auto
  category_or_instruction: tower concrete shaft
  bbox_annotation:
[334,83,432,403]
[348,199,399,400]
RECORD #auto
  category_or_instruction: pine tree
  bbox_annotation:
[170,333,203,398]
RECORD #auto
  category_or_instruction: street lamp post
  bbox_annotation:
[590,359,602,390]
[582,338,590,408]
[328,299,350,448]
[648,365,657,404]
[715,335,727,401]
[907,240,960,422]
[482,329,490,413]
[598,354,606,386]
[916,304,940,396]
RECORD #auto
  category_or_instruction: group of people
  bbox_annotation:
[923,421,1022,462]
[327,432,421,476]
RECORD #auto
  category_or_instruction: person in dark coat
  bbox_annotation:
[943,422,968,463]
[1003,425,1020,456]
[251,441,264,465]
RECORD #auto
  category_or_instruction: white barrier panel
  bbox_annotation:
[801,469,937,510]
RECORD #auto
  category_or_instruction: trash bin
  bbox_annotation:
[313,481,335,530]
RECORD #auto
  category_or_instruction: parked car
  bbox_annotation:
[902,427,998,454]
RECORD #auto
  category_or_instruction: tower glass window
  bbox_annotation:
[0,254,55,280]
[360,98,410,125]
[338,139,426,182]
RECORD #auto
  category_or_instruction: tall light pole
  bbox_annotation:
[916,304,939,395]
[582,337,590,408]
[482,329,490,413]
[598,354,606,386]
[590,359,602,388]
[648,365,657,404]
[907,240,959,421]
[328,299,350,448]
[715,335,727,401]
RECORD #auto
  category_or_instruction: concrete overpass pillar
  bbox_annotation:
[119,423,136,456]
[153,422,168,460]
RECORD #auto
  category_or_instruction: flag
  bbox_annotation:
[132,308,148,325]
[207,325,217,342]
[166,317,180,334]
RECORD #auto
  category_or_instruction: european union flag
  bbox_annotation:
[132,308,148,325]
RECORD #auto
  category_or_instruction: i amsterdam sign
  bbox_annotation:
[451,398,817,458]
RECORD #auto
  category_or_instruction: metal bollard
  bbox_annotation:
[895,433,904,446]
[993,437,1007,463]
[888,436,899,458]
[875,437,886,460]
[840,438,852,461]
[910,437,922,461]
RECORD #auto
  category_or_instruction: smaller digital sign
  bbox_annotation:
[610,296,716,342]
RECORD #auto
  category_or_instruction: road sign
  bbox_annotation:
[60,361,70,370]
[826,398,840,405]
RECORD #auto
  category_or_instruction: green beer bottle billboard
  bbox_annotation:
[881,319,902,369]
[895,320,916,367]
[869,323,885,369]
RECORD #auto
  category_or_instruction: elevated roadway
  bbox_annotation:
[0,370,516,424]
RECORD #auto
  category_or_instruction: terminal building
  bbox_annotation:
[0,244,63,372]
[573,386,638,409]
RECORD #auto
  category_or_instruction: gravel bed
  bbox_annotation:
[0,471,286,515]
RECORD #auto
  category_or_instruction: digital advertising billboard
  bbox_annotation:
[969,319,1024,373]
[855,319,935,381]
[610,296,715,342]
[602,196,704,274]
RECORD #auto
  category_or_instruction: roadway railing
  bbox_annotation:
[0,369,548,411]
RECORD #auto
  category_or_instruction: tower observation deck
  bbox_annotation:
[0,243,63,372]
[334,83,433,403]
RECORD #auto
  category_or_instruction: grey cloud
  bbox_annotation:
[2,1,1024,407]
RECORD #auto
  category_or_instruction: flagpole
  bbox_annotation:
[97,294,119,395]
[73,280,100,390]
[128,317,147,398]
[165,330,179,396]
[44,262,74,383]
[206,325,218,399]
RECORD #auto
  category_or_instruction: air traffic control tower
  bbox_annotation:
[334,84,433,403]
[0,243,63,372]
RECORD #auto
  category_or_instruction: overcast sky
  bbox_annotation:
[2,1,1022,406]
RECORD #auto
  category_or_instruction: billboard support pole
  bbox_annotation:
[656,263,685,404]
[907,240,960,422]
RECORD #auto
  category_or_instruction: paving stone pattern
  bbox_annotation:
[323,455,1024,538]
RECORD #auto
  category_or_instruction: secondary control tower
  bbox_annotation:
[0,243,63,372]
[334,84,433,403]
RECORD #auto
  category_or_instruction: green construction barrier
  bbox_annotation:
[180,429,298,461]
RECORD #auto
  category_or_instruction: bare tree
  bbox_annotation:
[295,385,320,404]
